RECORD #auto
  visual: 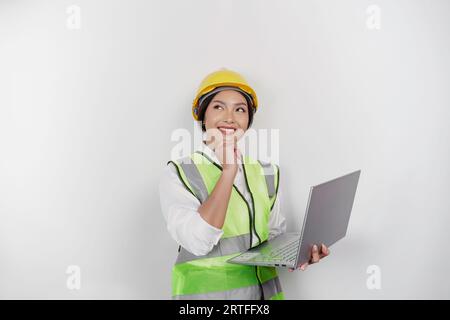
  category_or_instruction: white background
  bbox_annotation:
[0,0,449,299]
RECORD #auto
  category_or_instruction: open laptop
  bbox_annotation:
[228,170,361,268]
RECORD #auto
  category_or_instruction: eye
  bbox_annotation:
[213,105,224,110]
[236,107,246,112]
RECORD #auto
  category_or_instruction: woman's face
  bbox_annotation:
[203,89,249,144]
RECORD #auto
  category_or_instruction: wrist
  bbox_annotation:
[221,167,237,179]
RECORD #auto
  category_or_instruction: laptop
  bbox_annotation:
[227,170,361,268]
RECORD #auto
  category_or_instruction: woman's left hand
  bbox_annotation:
[288,243,330,272]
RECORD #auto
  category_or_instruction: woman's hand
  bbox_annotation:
[211,130,243,176]
[288,243,330,272]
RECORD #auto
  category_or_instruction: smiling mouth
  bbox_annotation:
[217,127,237,135]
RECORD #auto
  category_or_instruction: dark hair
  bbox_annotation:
[198,92,255,132]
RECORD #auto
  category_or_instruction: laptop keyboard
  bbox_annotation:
[231,238,300,265]
[259,239,299,263]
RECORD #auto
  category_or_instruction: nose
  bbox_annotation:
[224,108,236,123]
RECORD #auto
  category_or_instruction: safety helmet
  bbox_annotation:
[192,68,258,120]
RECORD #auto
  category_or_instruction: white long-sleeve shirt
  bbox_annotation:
[159,143,286,256]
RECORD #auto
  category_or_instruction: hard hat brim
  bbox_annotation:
[192,84,258,120]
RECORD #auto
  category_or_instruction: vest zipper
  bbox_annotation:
[241,162,264,299]
[232,186,254,249]
[255,266,265,300]
[241,162,262,246]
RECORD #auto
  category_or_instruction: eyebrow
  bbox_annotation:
[211,99,248,108]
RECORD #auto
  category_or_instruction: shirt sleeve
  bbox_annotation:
[158,162,224,256]
[268,174,286,241]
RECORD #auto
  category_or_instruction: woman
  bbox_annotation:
[159,68,329,300]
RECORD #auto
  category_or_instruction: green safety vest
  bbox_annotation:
[167,150,284,300]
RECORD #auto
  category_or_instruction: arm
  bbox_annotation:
[197,169,236,229]
[159,163,224,256]
[159,137,240,255]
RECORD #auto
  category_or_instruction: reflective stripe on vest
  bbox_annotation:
[169,152,283,300]
[173,277,283,300]
[257,159,279,211]
[176,233,250,264]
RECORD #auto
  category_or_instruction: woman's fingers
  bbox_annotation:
[288,244,330,272]
[288,263,308,272]
[310,245,320,263]
[289,262,308,272]
[320,243,330,258]
[310,243,330,263]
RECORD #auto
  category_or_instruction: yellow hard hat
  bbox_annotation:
[192,68,258,120]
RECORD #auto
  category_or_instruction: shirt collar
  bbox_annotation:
[195,141,221,166]
[195,141,244,171]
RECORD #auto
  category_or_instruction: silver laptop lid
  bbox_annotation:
[294,170,361,267]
